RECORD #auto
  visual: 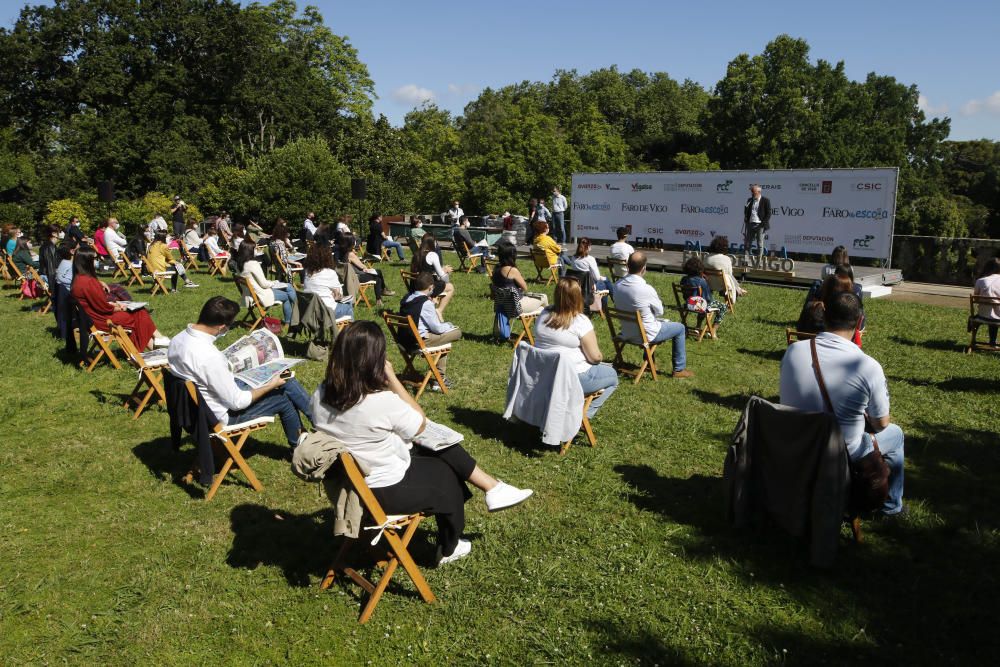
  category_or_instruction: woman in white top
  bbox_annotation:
[312,321,533,565]
[974,258,1000,346]
[234,243,298,324]
[820,245,851,281]
[411,234,455,315]
[568,237,613,311]
[704,235,747,302]
[533,278,618,417]
[302,243,354,320]
[183,220,203,253]
[202,227,227,259]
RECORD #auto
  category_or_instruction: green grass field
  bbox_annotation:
[1,261,998,665]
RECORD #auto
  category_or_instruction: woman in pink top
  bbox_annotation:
[974,258,1000,346]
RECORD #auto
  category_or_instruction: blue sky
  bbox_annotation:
[1,0,997,140]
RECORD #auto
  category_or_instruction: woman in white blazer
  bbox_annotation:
[234,243,298,324]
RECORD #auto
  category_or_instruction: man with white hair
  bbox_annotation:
[743,184,771,258]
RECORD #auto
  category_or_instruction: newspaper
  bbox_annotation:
[222,328,303,389]
[121,301,148,311]
[413,420,464,451]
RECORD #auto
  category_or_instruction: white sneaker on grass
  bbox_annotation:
[184,281,199,288]
[485,481,533,512]
[438,539,472,566]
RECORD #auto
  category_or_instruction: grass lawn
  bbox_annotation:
[1,259,998,665]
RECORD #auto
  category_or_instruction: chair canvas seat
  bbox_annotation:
[219,416,275,433]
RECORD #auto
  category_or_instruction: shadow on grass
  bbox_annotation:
[585,619,701,666]
[690,389,754,413]
[889,335,966,353]
[461,331,508,346]
[890,375,1000,394]
[447,406,549,458]
[736,347,786,362]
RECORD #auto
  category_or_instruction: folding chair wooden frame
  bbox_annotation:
[110,323,168,419]
[559,389,604,455]
[382,312,450,399]
[704,268,736,315]
[455,241,482,274]
[142,256,176,296]
[399,269,417,293]
[24,266,52,314]
[6,254,25,286]
[785,328,817,346]
[530,248,560,286]
[235,276,280,331]
[320,452,435,624]
[355,279,376,308]
[84,320,125,372]
[179,244,200,272]
[112,255,130,280]
[672,283,718,342]
[605,307,659,384]
[606,257,628,281]
[184,380,273,501]
[0,253,11,281]
[274,253,302,284]
[123,258,146,287]
[208,254,229,277]
[510,307,543,347]
[967,295,1000,353]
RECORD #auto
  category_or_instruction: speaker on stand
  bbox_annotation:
[98,180,115,220]
[351,178,367,239]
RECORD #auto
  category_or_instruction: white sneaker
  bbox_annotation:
[438,539,472,566]
[184,281,199,288]
[485,481,533,512]
[153,336,171,348]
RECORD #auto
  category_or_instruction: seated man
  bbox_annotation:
[453,216,491,273]
[530,220,572,277]
[608,227,634,278]
[612,251,693,379]
[167,296,314,449]
[400,272,462,391]
[780,291,904,518]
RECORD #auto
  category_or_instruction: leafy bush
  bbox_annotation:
[0,202,34,229]
[43,199,89,233]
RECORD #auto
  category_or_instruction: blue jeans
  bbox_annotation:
[552,211,565,242]
[595,277,613,308]
[229,378,313,448]
[578,363,619,417]
[861,424,905,514]
[648,320,687,372]
[334,301,354,319]
[271,284,297,323]
[383,239,405,260]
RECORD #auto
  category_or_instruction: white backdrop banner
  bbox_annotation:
[570,168,898,261]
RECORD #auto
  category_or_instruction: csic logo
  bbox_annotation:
[855,183,882,191]
[576,183,601,190]
[646,227,664,234]
[716,179,734,192]
[822,180,833,193]
[631,182,653,192]
[853,235,876,248]
[773,206,804,217]
[605,183,620,191]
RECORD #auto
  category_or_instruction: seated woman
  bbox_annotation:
[530,220,572,276]
[533,278,618,418]
[11,237,39,275]
[70,246,169,349]
[312,321,533,565]
[797,268,864,344]
[234,243,298,327]
[568,237,613,311]
[302,243,354,320]
[411,234,455,315]
[269,220,301,279]
[491,242,548,325]
[38,225,61,288]
[92,219,111,265]
[336,233,393,305]
[973,258,1000,347]
[680,256,728,325]
[366,214,405,261]
[201,226,227,263]
[704,235,747,302]
[55,241,77,293]
[820,245,851,281]
[183,219,203,255]
[147,232,198,290]
[407,216,426,253]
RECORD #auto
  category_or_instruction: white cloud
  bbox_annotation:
[917,94,948,116]
[961,91,1000,116]
[390,84,435,105]
[446,83,478,96]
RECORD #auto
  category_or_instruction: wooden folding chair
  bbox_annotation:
[179,244,200,272]
[109,323,168,418]
[605,307,659,384]
[111,255,130,280]
[606,257,628,280]
[530,248,560,286]
[274,253,302,284]
[355,279,376,308]
[511,307,543,347]
[142,256,176,296]
[183,380,273,501]
[966,295,1000,353]
[6,255,25,286]
[559,390,604,455]
[0,252,10,281]
[455,241,482,274]
[785,328,817,346]
[235,275,281,331]
[84,320,125,372]
[399,269,417,293]
[672,283,718,342]
[123,258,146,287]
[320,452,435,624]
[208,253,229,277]
[382,312,451,399]
[704,268,736,315]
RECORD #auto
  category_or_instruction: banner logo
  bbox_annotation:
[576,183,601,190]
[621,203,668,213]
[822,207,889,220]
[572,202,611,211]
[773,206,805,217]
[631,183,652,192]
[664,183,703,192]
[853,235,875,248]
[855,183,882,191]
[674,229,705,237]
[680,204,729,215]
[716,179,733,192]
[822,181,833,193]
[605,183,620,191]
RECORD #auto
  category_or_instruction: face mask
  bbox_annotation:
[58,231,65,239]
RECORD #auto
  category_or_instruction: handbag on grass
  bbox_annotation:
[263,316,283,335]
[810,338,889,513]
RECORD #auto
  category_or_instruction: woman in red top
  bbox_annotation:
[70,246,168,350]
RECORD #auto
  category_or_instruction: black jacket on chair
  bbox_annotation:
[164,370,219,486]
[744,196,772,230]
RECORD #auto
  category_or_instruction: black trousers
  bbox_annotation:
[371,445,475,558]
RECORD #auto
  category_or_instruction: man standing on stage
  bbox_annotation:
[743,184,771,258]
[551,186,568,243]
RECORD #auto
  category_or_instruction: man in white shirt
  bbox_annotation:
[302,212,317,241]
[551,187,568,243]
[104,217,128,261]
[401,273,462,390]
[780,292,905,516]
[167,296,314,448]
[612,252,693,378]
[446,200,464,226]
[609,227,636,278]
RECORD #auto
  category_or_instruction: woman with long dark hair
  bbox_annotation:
[336,232,392,303]
[311,321,533,565]
[491,242,547,313]
[302,243,353,319]
[70,246,168,349]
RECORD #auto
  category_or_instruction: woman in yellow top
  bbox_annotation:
[530,220,571,277]
[147,232,199,291]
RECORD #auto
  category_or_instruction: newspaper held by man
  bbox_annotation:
[222,328,304,389]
